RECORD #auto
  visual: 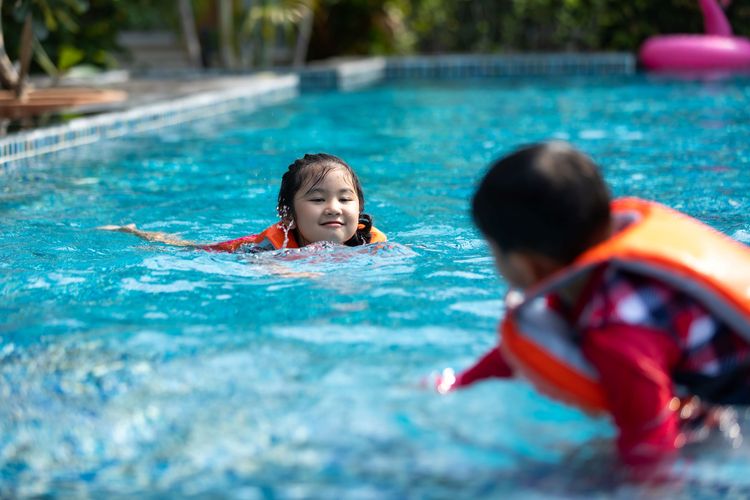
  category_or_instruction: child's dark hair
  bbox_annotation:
[277,153,374,245]
[472,141,611,264]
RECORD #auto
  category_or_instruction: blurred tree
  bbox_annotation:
[311,0,750,58]
[2,0,749,88]
[188,0,316,70]
[240,0,315,67]
[178,0,201,67]
[307,0,413,59]
[0,0,90,97]
[218,0,236,68]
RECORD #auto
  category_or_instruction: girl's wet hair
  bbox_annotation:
[277,153,374,246]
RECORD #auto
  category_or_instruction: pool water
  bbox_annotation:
[2,75,750,498]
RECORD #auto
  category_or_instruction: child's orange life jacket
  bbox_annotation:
[500,197,750,414]
[206,222,387,252]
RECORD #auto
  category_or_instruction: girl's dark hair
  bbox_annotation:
[277,153,374,246]
[472,141,611,264]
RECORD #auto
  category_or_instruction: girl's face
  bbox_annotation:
[292,166,360,245]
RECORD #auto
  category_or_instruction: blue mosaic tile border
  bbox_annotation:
[386,53,636,80]
[299,53,635,90]
[0,75,298,167]
[385,53,635,79]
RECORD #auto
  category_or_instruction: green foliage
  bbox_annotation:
[47,0,127,68]
[115,0,176,30]
[8,0,90,35]
[308,0,415,59]
[3,0,750,77]
[57,44,84,70]
[1,0,140,75]
[308,0,750,56]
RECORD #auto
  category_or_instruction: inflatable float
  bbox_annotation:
[639,0,750,71]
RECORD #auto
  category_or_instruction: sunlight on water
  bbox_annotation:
[2,75,750,497]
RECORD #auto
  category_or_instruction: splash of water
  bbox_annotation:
[276,205,293,249]
[279,221,291,249]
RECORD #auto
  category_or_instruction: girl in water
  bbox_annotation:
[99,153,386,251]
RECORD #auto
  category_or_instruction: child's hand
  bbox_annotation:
[421,368,458,394]
[436,368,457,394]
[677,396,740,448]
[97,223,137,233]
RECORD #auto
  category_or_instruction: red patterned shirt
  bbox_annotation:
[571,265,750,464]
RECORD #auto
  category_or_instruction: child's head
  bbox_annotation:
[277,153,373,246]
[472,141,611,289]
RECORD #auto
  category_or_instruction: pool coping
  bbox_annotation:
[0,52,636,168]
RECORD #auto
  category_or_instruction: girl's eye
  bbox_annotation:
[309,198,324,202]
[340,198,353,202]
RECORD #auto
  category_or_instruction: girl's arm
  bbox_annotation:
[97,224,201,248]
[98,224,319,278]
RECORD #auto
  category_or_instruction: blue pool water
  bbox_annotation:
[2,75,750,498]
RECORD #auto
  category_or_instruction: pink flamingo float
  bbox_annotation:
[639,0,750,71]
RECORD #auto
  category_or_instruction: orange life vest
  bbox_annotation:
[500,197,750,414]
[207,222,387,252]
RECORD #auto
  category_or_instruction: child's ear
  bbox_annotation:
[525,253,564,283]
[491,242,561,290]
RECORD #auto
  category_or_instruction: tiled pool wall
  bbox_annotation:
[385,53,635,79]
[0,53,635,167]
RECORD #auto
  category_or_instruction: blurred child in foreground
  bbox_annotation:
[439,141,750,471]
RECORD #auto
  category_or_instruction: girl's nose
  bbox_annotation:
[324,201,342,214]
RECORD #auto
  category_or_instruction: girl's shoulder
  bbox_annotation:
[370,226,387,243]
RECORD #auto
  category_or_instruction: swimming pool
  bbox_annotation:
[2,75,750,497]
